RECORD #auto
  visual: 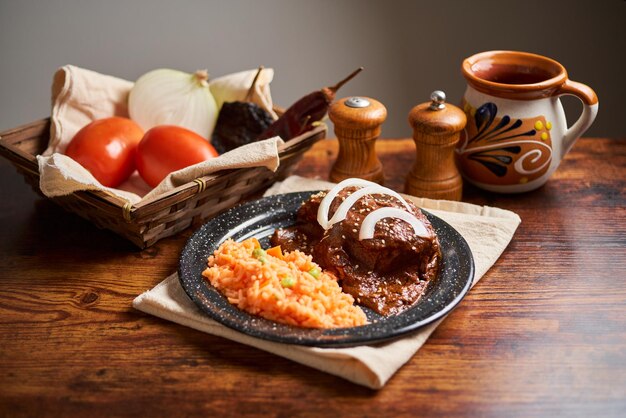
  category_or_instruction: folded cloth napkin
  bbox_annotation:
[133,175,521,389]
[37,65,282,204]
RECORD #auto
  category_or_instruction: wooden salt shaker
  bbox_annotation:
[405,91,466,200]
[329,96,386,184]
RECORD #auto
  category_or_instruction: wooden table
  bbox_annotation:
[1,138,625,417]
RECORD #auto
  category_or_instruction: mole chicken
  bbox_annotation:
[271,187,441,316]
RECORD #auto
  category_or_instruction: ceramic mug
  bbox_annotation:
[456,50,598,193]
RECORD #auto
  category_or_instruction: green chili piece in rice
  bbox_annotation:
[308,267,320,279]
[280,276,295,288]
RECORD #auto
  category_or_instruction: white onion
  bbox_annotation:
[129,69,218,139]
[327,185,414,228]
[359,207,430,240]
[317,178,378,229]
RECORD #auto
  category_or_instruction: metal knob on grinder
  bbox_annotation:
[329,96,386,184]
[405,90,467,200]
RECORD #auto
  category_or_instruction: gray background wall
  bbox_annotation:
[1,0,624,138]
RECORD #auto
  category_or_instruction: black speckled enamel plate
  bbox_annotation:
[179,191,474,347]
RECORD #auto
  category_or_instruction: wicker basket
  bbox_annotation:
[0,118,325,248]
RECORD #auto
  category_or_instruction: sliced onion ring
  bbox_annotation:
[327,185,414,228]
[359,207,430,240]
[317,178,377,229]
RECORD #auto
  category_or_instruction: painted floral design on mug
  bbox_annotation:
[456,50,598,193]
[457,101,554,185]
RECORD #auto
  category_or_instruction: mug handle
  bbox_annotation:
[556,79,599,158]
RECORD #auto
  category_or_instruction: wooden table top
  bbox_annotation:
[1,137,625,417]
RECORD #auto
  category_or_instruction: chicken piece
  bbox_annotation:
[271,188,440,315]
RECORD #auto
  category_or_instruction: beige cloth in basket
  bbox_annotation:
[37,65,282,204]
[133,175,521,389]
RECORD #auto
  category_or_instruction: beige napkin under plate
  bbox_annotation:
[133,175,521,389]
[37,65,281,204]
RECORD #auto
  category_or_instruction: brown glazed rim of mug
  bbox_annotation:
[462,50,568,100]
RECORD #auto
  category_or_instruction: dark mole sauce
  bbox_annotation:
[271,188,441,316]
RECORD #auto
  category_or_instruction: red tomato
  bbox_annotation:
[136,125,218,187]
[65,117,144,187]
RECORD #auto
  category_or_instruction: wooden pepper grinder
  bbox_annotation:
[405,91,467,200]
[329,96,386,184]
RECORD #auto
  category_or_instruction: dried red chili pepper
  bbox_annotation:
[256,67,363,141]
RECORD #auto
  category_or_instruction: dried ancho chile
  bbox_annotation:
[211,101,273,154]
[211,67,274,154]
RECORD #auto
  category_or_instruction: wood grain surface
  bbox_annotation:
[0,137,625,418]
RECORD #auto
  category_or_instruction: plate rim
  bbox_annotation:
[178,191,475,347]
